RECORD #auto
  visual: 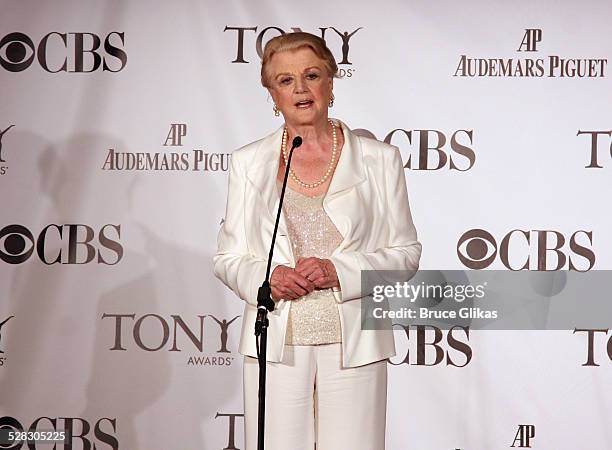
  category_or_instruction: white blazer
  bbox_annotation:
[213,120,422,368]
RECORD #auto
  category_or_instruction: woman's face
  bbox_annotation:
[266,47,333,127]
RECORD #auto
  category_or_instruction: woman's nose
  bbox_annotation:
[294,78,307,93]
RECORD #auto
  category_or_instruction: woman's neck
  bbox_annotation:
[285,117,332,148]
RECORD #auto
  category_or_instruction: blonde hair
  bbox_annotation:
[260,32,339,88]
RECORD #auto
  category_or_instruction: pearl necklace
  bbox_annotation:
[281,119,337,189]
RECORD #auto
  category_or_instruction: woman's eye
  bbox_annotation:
[306,73,319,80]
[280,78,291,85]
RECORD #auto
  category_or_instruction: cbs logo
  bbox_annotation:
[0,415,117,450]
[0,224,122,265]
[390,325,472,367]
[457,228,595,271]
[0,32,126,72]
[353,128,475,171]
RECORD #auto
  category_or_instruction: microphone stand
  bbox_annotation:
[254,135,302,450]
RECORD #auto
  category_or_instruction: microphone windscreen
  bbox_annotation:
[292,136,303,148]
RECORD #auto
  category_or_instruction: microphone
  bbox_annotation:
[253,135,301,450]
[256,135,302,315]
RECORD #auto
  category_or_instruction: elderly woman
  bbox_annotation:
[213,32,421,450]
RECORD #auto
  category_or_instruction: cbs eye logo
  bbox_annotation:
[0,225,34,264]
[457,229,497,269]
[457,228,595,271]
[0,33,35,72]
[0,31,127,73]
[0,224,123,265]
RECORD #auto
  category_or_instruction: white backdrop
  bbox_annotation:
[1,0,611,449]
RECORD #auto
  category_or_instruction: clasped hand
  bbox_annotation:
[270,257,339,301]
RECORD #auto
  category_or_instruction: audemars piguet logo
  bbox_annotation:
[454,28,607,78]
[511,424,536,448]
[101,123,230,172]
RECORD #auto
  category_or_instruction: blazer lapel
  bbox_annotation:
[322,120,366,245]
[245,124,287,229]
[325,119,366,199]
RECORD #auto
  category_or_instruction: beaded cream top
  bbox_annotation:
[277,180,343,345]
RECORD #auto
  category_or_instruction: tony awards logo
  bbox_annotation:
[224,25,362,78]
[0,124,14,175]
[0,315,14,367]
[577,129,612,168]
[102,313,240,366]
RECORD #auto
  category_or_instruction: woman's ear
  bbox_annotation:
[267,88,278,105]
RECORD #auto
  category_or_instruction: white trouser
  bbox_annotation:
[243,343,387,450]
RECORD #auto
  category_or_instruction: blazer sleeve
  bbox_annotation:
[213,152,282,307]
[329,146,422,303]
